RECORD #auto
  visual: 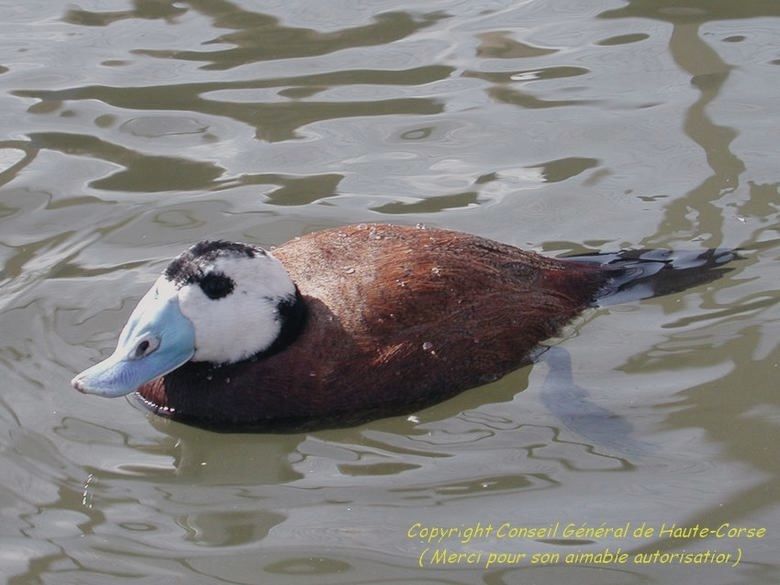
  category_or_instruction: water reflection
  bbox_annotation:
[112,364,639,499]
[130,5,447,70]
[0,141,37,187]
[63,1,187,26]
[29,131,225,192]
[598,2,780,565]
[0,0,778,582]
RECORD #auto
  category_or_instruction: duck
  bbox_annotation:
[72,223,735,431]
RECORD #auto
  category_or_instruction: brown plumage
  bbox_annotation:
[136,224,608,430]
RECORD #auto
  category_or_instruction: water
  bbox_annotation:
[1,1,778,583]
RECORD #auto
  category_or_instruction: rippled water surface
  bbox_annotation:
[1,1,778,583]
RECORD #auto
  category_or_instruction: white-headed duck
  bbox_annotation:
[72,223,734,430]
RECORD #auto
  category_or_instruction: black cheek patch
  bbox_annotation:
[199,272,235,300]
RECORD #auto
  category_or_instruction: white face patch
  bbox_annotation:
[166,250,296,364]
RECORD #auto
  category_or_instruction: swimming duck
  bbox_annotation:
[72,223,733,430]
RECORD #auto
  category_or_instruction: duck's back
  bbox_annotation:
[138,224,605,430]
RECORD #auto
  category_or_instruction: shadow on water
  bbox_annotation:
[539,347,651,460]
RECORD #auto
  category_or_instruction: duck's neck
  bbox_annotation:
[253,286,307,361]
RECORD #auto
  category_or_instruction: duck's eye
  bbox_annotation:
[132,337,159,359]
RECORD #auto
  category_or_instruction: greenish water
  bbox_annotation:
[0,1,778,584]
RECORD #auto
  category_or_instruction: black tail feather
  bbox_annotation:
[562,248,740,306]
